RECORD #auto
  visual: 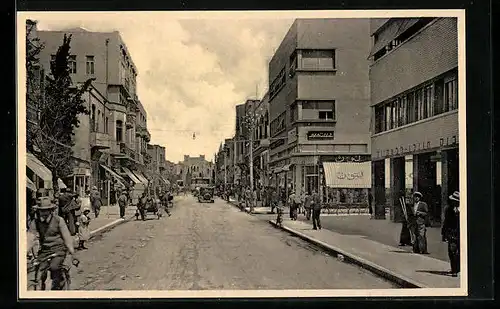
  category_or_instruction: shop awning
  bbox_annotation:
[132,170,149,187]
[322,162,372,189]
[122,167,142,184]
[100,164,127,184]
[26,178,37,191]
[368,18,421,58]
[26,152,52,183]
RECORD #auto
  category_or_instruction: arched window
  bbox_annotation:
[116,120,123,142]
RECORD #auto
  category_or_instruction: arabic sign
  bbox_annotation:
[323,162,371,188]
[307,131,334,140]
[336,171,364,180]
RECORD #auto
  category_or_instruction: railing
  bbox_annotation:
[119,142,137,160]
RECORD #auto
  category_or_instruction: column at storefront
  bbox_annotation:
[389,157,405,222]
[372,159,386,219]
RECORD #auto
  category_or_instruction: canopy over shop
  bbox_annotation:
[322,162,372,205]
[26,152,68,195]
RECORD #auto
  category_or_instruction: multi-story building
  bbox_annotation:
[267,19,372,200]
[245,94,270,188]
[37,27,150,204]
[147,144,169,194]
[180,155,214,189]
[369,18,459,224]
[233,104,247,184]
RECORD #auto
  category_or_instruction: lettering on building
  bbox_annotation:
[336,171,364,180]
[375,134,458,159]
[307,131,335,140]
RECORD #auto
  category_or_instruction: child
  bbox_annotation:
[77,207,91,250]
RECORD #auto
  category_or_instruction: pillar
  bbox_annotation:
[295,164,302,195]
[390,157,406,222]
[440,148,459,222]
[413,152,437,209]
[372,160,386,219]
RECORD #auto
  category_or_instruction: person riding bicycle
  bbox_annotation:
[27,197,76,290]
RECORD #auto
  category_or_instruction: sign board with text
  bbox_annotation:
[307,131,335,140]
[371,112,458,160]
[322,162,371,189]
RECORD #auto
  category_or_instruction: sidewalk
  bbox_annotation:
[87,205,137,238]
[296,215,448,261]
[270,218,459,289]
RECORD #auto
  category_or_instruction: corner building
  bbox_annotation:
[268,18,372,199]
[369,18,459,224]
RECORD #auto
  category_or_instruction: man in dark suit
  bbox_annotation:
[442,191,460,277]
[412,191,429,254]
[311,190,322,230]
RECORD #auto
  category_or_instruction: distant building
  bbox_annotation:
[181,155,214,188]
[369,18,459,224]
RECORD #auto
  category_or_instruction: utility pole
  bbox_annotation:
[249,126,254,192]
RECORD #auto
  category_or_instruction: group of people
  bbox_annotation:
[135,191,173,221]
[399,190,461,277]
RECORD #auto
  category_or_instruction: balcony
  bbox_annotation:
[90,132,111,149]
[126,111,136,129]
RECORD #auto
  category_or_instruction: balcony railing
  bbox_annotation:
[90,132,111,149]
[119,142,138,161]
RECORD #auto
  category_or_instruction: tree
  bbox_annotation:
[26,20,44,134]
[27,31,93,193]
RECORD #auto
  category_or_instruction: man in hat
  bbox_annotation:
[117,190,128,219]
[27,197,75,290]
[311,189,322,230]
[90,186,102,218]
[287,190,300,220]
[442,191,460,277]
[412,191,429,254]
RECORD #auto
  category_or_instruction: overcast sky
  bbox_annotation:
[22,12,294,163]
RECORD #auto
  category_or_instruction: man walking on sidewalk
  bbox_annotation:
[117,190,128,219]
[90,186,102,218]
[442,191,460,277]
[412,191,429,254]
[304,192,312,220]
[311,190,322,230]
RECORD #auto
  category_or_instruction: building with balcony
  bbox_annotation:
[37,28,147,204]
[369,18,459,224]
[267,18,372,200]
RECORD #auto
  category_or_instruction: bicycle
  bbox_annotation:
[28,252,80,290]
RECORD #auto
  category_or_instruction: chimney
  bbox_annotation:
[184,155,189,161]
[200,155,205,160]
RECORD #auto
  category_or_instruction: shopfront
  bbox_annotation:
[371,111,459,224]
[322,162,372,207]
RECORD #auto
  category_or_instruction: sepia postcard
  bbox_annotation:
[17,9,467,299]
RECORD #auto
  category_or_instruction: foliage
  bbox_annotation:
[26,26,93,192]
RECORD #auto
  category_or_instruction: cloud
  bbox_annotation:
[23,12,294,162]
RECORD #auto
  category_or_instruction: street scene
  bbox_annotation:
[21,12,463,296]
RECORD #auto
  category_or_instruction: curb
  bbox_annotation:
[268,220,427,289]
[89,215,135,240]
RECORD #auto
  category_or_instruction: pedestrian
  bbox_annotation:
[58,189,78,236]
[399,191,414,246]
[270,188,279,214]
[76,207,91,250]
[442,191,460,277]
[412,191,429,254]
[27,197,75,290]
[118,190,128,219]
[311,190,322,230]
[288,190,299,220]
[304,192,312,220]
[90,186,102,218]
[251,189,257,212]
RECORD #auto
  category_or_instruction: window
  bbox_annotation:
[374,106,384,134]
[444,77,458,112]
[91,104,96,132]
[116,120,123,142]
[415,88,424,121]
[270,112,286,136]
[105,116,109,134]
[269,67,286,99]
[319,111,334,120]
[68,55,77,74]
[300,49,335,70]
[97,110,101,132]
[290,103,298,123]
[86,56,95,75]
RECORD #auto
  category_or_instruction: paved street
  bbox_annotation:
[69,195,396,290]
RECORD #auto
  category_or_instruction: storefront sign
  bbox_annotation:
[307,131,334,140]
[336,171,364,180]
[288,128,297,144]
[374,134,458,159]
[323,162,371,189]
